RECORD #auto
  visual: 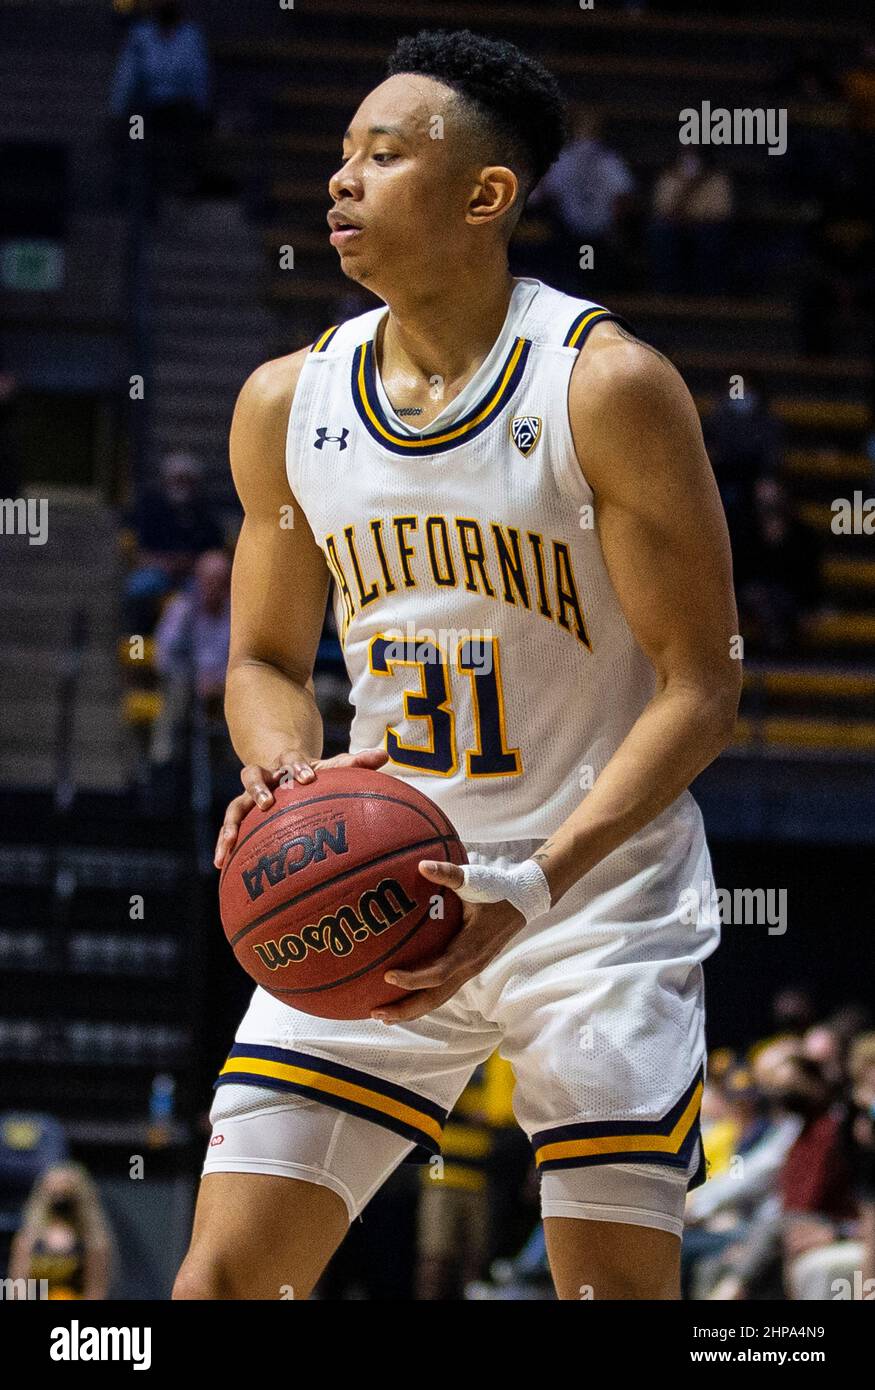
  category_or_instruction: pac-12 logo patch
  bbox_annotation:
[510,416,542,456]
[314,427,349,450]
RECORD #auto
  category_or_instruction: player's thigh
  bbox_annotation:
[176,1090,415,1299]
[543,1214,681,1301]
[178,1169,348,1301]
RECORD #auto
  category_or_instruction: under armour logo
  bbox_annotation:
[314,427,349,450]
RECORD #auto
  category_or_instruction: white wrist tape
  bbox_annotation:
[454,856,552,925]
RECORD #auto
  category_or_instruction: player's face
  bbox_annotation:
[327,75,472,293]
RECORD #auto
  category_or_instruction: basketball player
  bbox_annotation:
[174,30,741,1301]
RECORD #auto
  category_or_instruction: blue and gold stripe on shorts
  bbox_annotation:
[350,334,531,455]
[562,306,618,350]
[310,325,339,353]
[530,1067,705,1180]
[214,1043,447,1152]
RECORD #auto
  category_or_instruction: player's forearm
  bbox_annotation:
[225,657,323,768]
[533,677,738,904]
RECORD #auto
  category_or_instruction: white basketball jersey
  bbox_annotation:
[286,277,706,873]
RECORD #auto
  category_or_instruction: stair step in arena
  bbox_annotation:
[785,452,872,481]
[805,611,875,648]
[734,716,875,751]
[744,666,875,701]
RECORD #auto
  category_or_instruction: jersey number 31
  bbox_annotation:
[368,634,522,779]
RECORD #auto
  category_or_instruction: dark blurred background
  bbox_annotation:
[0,0,873,1300]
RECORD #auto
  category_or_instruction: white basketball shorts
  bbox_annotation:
[204,813,719,1231]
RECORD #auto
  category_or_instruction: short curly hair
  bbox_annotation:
[386,29,567,196]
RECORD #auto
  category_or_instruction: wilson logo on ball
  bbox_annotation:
[242,820,349,901]
[252,877,417,970]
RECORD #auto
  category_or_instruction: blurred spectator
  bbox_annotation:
[721,1063,772,1153]
[527,110,635,292]
[8,1163,113,1299]
[803,1023,849,1092]
[734,477,822,655]
[686,1045,859,1299]
[847,1037,875,1183]
[122,451,224,635]
[829,1005,874,1061]
[847,1034,875,1292]
[648,151,734,295]
[705,375,785,547]
[798,211,875,358]
[771,1051,854,1206]
[769,986,819,1038]
[777,53,854,215]
[150,548,231,766]
[110,1,212,204]
[777,1054,861,1299]
[111,1,211,119]
[684,1049,804,1299]
[0,1113,69,1277]
[702,1049,861,1300]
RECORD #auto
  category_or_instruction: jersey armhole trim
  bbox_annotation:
[311,325,340,353]
[554,311,636,501]
[562,308,630,350]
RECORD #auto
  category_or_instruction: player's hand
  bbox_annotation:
[213,746,388,869]
[371,857,551,1023]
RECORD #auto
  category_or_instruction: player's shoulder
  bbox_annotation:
[230,351,311,502]
[237,347,311,423]
[567,319,705,497]
[569,318,692,426]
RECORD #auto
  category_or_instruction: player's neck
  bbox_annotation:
[377,263,516,387]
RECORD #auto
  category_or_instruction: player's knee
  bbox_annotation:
[172,1250,230,1301]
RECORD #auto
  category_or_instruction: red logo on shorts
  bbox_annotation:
[210,1133,224,1146]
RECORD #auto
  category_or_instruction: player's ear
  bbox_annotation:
[466,166,519,228]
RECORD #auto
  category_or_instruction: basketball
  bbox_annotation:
[218,767,468,1019]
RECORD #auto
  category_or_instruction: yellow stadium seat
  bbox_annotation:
[123,690,163,727]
